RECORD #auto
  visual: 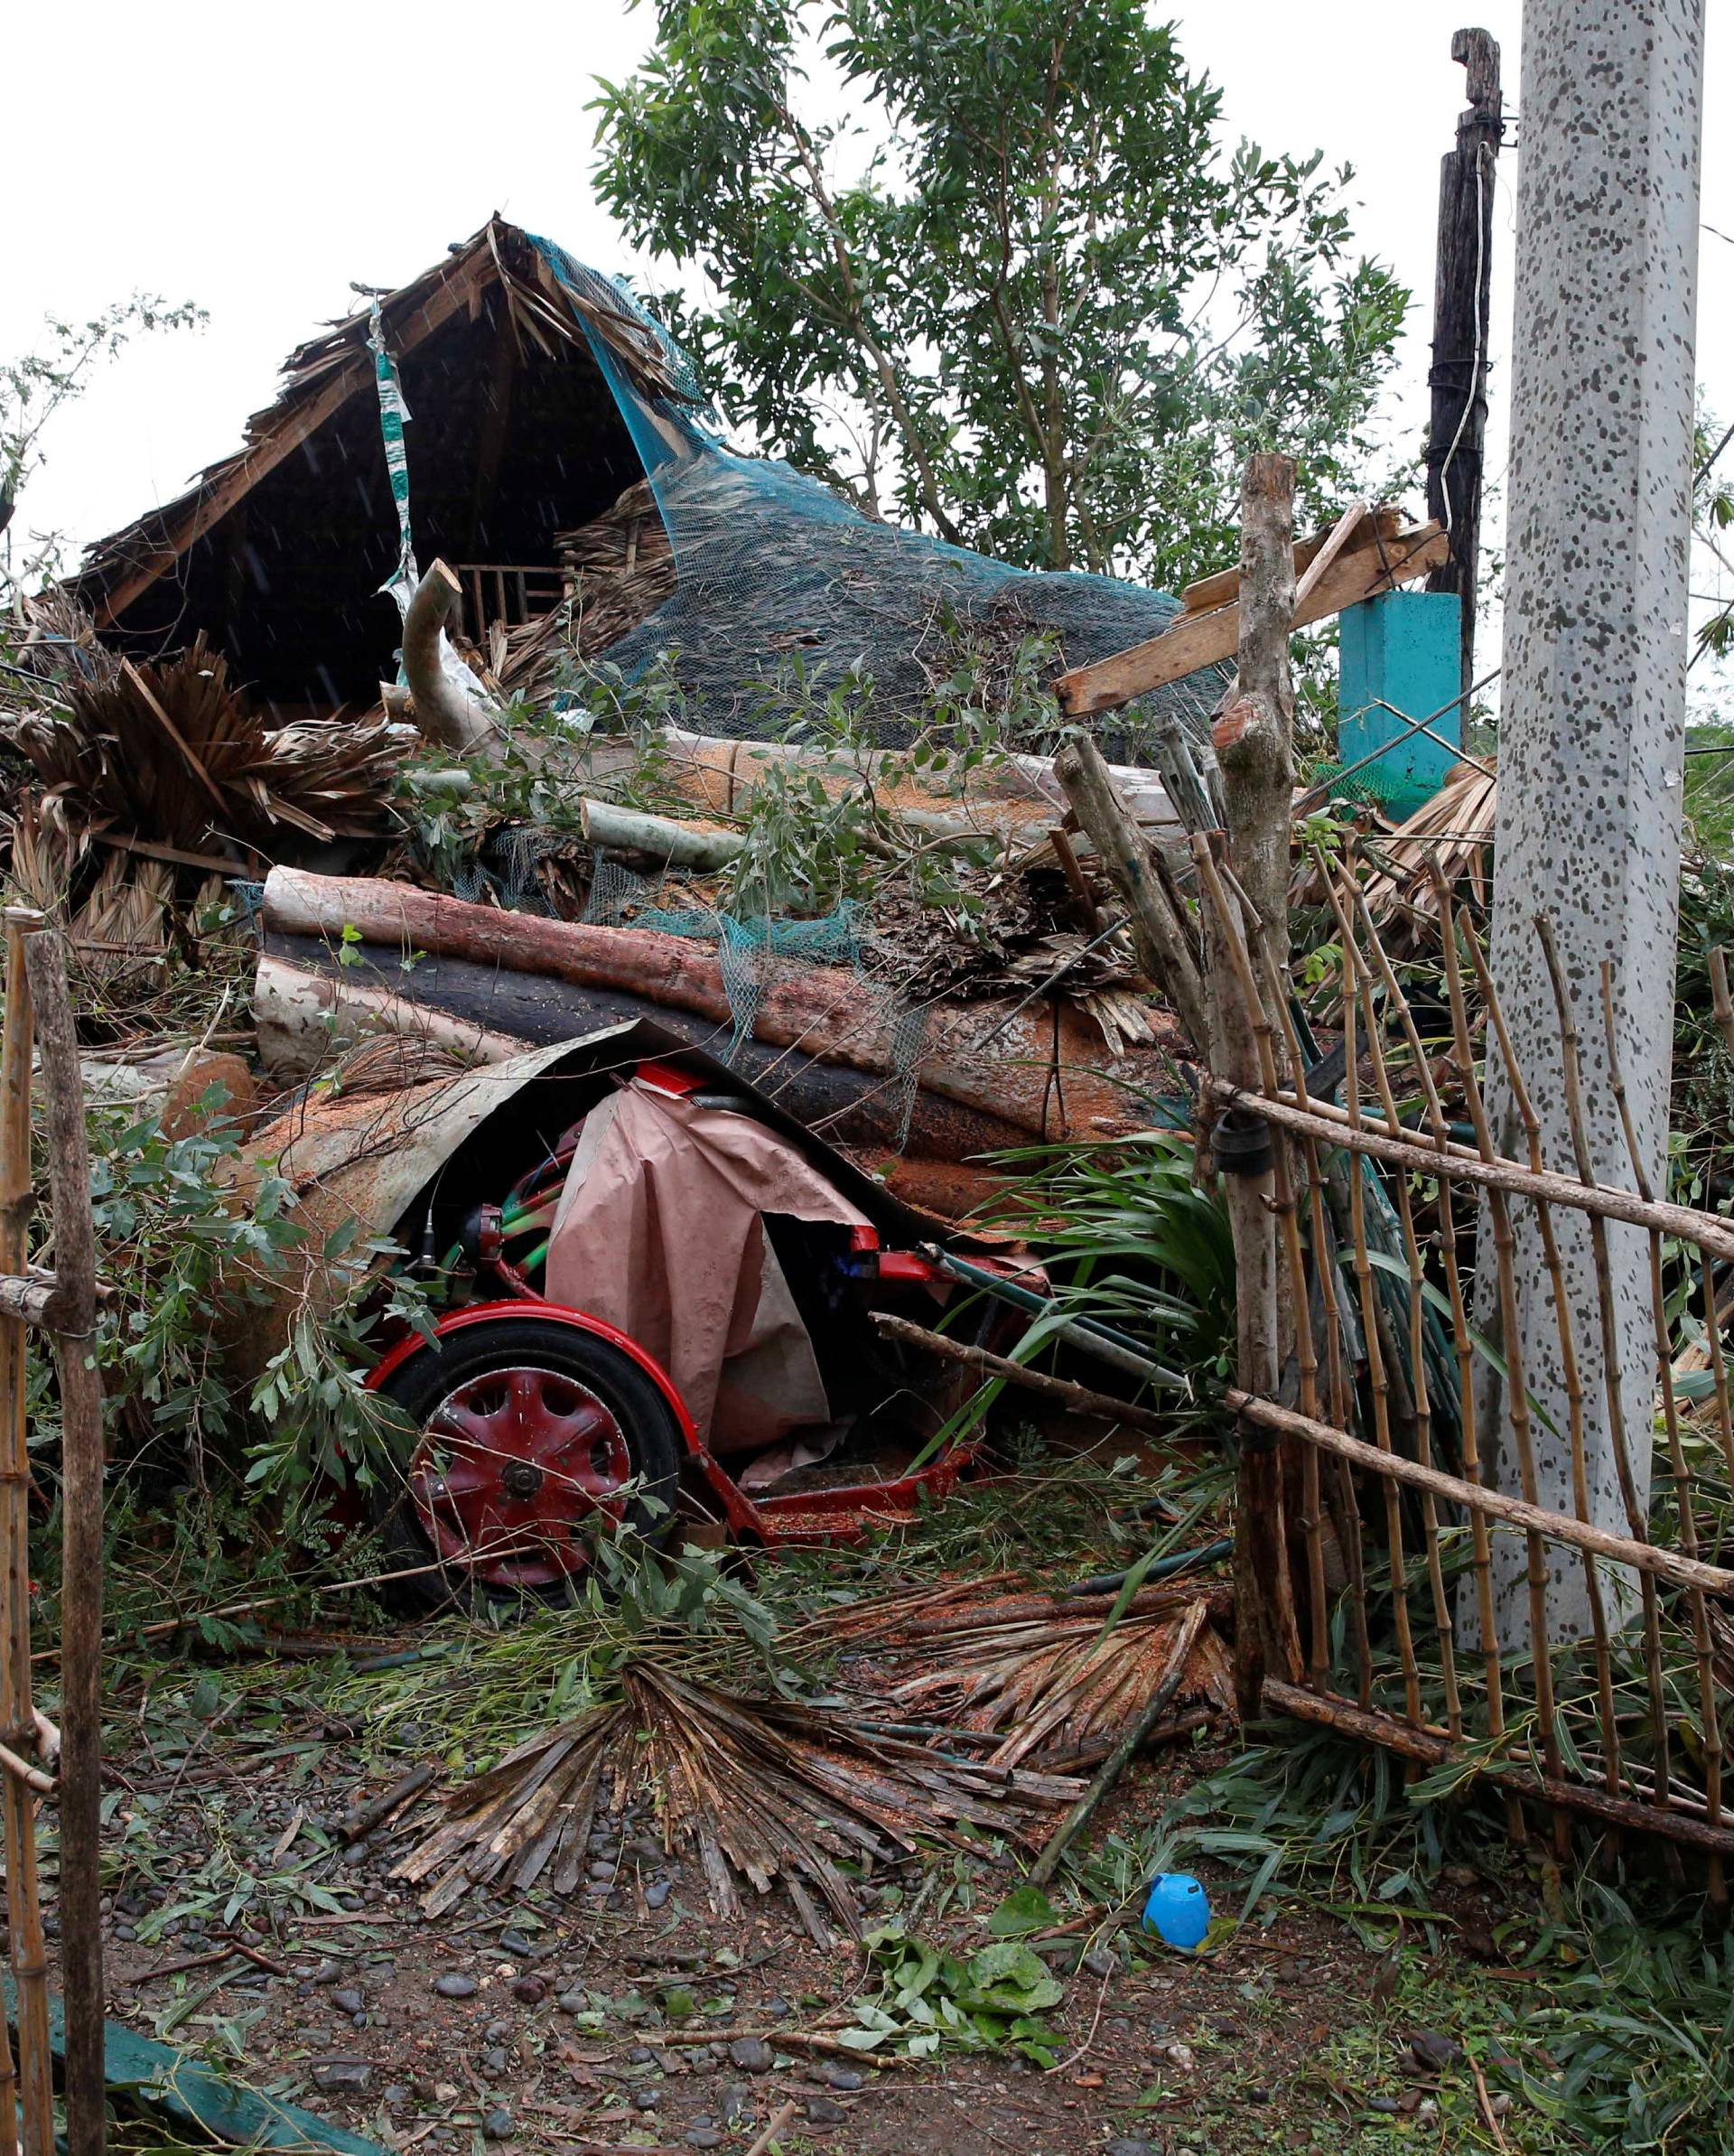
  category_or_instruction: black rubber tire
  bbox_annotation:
[368,1317,685,1613]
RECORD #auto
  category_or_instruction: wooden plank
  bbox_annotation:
[1057,520,1450,717]
[93,250,496,629]
[1293,499,1371,613]
[1176,504,1401,617]
[95,831,246,876]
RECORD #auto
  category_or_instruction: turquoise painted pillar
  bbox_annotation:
[1336,589,1464,817]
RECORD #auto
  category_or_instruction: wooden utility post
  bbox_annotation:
[1211,453,1303,1713]
[27,932,106,2156]
[1424,28,1504,695]
[1477,0,1704,1643]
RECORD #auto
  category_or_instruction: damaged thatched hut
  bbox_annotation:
[62,216,1214,743]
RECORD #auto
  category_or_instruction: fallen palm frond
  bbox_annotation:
[5,634,409,851]
[393,1660,1081,1942]
[792,1574,1234,1768]
[1356,758,1496,948]
[875,1597,1234,1768]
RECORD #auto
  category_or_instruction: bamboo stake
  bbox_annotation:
[23,930,106,2156]
[1711,948,1734,1060]
[1323,869,1423,1725]
[1027,1600,1209,1886]
[1533,916,1673,1816]
[1456,897,1620,1798]
[1430,888,1521,1831]
[1327,862,1461,1737]
[1433,910,1564,1815]
[0,910,53,2156]
[1243,924,1375,1705]
[1372,871,1508,1750]
[1701,1247,1734,1487]
[1597,958,1722,1899]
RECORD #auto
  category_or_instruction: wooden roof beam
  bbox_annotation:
[1055,514,1450,718]
[90,245,499,630]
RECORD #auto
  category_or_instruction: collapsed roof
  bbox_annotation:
[69,218,1214,741]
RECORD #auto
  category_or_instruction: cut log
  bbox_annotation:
[260,868,1186,1140]
[257,943,1039,1161]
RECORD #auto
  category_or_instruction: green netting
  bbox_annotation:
[528,238,1226,751]
[1305,759,1416,815]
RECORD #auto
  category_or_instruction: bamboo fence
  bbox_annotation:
[1197,854,1734,1884]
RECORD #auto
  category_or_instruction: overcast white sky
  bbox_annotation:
[4,0,1729,681]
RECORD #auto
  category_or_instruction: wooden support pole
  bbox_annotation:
[0,910,53,2156]
[1051,733,1210,1052]
[24,929,106,2156]
[1424,29,1505,691]
[1208,454,1303,1718]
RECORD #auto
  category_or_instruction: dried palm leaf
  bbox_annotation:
[880,1601,1235,1769]
[5,636,408,853]
[1357,760,1496,951]
[799,1576,1233,1769]
[394,1661,1080,1943]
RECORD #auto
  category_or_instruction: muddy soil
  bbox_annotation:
[61,1639,1517,2156]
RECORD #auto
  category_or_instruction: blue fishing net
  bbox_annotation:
[528,238,1224,751]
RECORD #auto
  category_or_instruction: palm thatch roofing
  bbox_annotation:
[68,217,685,719]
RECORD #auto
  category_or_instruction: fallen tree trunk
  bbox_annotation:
[580,798,742,873]
[661,724,1177,832]
[257,943,1037,1159]
[262,868,1180,1140]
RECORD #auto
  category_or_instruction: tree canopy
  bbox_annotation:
[592,0,1407,591]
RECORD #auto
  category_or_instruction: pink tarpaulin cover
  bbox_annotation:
[545,1078,872,1455]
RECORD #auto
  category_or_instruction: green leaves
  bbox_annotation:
[840,1925,1065,2063]
[591,0,1404,585]
[985,1882,1057,1937]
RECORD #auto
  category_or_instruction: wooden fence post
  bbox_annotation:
[0,909,54,2156]
[1210,455,1304,1716]
[25,930,106,2156]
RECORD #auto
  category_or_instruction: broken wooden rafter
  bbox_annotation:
[1055,514,1450,718]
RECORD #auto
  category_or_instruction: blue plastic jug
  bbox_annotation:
[1142,1871,1210,1949]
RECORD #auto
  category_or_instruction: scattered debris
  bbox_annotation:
[394,1662,1082,1940]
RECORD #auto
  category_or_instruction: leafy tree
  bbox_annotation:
[2,294,204,593]
[592,0,1407,590]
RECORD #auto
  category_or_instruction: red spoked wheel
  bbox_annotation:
[372,1318,683,1609]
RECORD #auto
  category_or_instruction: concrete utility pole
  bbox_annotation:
[1476,0,1704,1642]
